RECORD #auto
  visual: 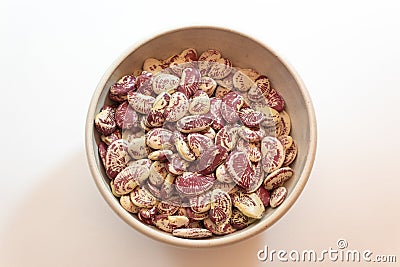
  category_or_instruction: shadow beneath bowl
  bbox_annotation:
[0,148,267,266]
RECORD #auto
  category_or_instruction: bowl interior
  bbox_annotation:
[86,27,317,247]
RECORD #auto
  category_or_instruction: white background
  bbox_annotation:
[1,0,399,266]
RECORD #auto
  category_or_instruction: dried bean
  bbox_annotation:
[127,158,152,169]
[152,73,180,95]
[172,228,212,239]
[232,191,265,219]
[173,131,196,162]
[233,70,254,91]
[263,167,294,191]
[279,110,291,136]
[215,125,239,151]
[179,48,198,62]
[166,154,190,175]
[208,58,232,79]
[203,218,236,235]
[214,86,231,99]
[238,126,265,142]
[110,75,136,96]
[178,67,200,98]
[105,139,130,179]
[215,72,235,89]
[207,97,225,130]
[238,107,265,128]
[154,215,189,232]
[127,136,149,160]
[187,133,214,157]
[185,208,209,221]
[266,88,285,112]
[216,164,234,183]
[94,106,117,135]
[261,136,285,173]
[135,71,154,96]
[198,49,222,76]
[138,206,157,225]
[101,129,121,146]
[189,144,228,175]
[270,186,287,208]
[176,115,213,133]
[189,90,210,115]
[114,165,148,195]
[160,173,176,199]
[148,149,173,161]
[225,151,255,190]
[115,101,138,129]
[157,201,180,215]
[98,141,108,167]
[175,172,215,197]
[189,192,211,213]
[209,189,232,225]
[130,187,158,208]
[198,76,217,96]
[149,161,168,187]
[145,128,173,150]
[283,140,297,166]
[127,92,155,114]
[143,58,163,74]
[165,91,189,122]
[110,180,121,198]
[278,135,293,150]
[230,208,256,230]
[120,194,139,213]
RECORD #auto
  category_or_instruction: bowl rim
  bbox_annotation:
[85,25,317,248]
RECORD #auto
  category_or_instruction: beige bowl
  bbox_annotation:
[85,26,317,247]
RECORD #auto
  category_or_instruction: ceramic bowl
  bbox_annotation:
[85,26,317,247]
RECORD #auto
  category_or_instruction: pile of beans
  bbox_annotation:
[94,48,297,238]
